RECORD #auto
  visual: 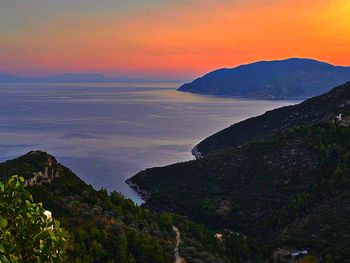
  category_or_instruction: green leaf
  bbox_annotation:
[0,217,8,228]
[26,212,32,218]
[0,255,10,263]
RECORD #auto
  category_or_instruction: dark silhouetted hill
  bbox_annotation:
[178,58,350,99]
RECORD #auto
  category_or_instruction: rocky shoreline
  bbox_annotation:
[125,178,151,200]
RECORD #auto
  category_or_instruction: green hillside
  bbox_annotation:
[0,151,240,263]
[129,83,350,261]
[196,82,350,156]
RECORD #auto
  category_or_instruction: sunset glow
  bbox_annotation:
[1,0,349,79]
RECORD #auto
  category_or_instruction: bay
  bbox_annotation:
[0,83,298,203]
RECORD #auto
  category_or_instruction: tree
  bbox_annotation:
[0,175,67,262]
[116,234,128,263]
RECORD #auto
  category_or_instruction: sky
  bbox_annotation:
[0,0,350,80]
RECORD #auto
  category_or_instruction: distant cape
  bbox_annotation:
[178,58,350,99]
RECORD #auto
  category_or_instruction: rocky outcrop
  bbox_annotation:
[191,145,203,159]
[125,178,151,200]
[24,157,60,187]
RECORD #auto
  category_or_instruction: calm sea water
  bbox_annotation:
[0,83,298,203]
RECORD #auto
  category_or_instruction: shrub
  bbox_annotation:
[0,175,67,262]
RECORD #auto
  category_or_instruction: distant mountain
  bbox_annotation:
[129,82,350,261]
[0,73,182,83]
[0,73,27,82]
[38,73,142,83]
[178,58,350,99]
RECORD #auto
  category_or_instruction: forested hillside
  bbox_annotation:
[130,83,350,262]
[0,151,241,263]
[196,82,350,156]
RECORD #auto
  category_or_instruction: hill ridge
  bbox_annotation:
[178,58,350,99]
[0,151,239,263]
[195,82,350,156]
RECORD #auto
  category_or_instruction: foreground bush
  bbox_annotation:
[0,175,67,262]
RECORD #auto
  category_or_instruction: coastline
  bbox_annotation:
[177,89,308,101]
[127,144,203,202]
[126,144,203,202]
[125,178,151,201]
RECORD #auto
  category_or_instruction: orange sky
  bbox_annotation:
[1,0,349,79]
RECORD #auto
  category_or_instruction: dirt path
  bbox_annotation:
[173,225,184,263]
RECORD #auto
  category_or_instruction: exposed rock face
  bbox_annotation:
[24,157,60,187]
[191,145,203,159]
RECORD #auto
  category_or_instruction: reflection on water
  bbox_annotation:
[0,83,299,204]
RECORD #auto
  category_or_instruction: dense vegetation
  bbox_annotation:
[0,151,238,263]
[0,175,66,262]
[178,58,350,99]
[132,124,350,261]
[196,81,350,156]
[130,83,350,261]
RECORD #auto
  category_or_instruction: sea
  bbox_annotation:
[0,83,299,204]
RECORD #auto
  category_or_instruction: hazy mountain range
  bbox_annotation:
[0,73,184,83]
[178,58,350,99]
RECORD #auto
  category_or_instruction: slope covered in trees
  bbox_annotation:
[0,151,241,263]
[196,82,350,156]
[130,83,350,261]
[132,124,350,261]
